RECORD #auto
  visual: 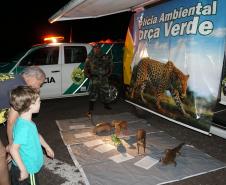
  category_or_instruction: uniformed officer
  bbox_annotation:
[84,44,113,117]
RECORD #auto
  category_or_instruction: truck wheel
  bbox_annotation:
[223,85,226,96]
[108,80,121,103]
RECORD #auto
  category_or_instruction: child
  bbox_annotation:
[9,86,54,185]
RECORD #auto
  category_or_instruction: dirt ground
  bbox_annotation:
[1,96,226,185]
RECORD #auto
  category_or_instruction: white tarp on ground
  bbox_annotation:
[56,112,226,185]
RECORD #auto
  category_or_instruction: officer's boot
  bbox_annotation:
[86,101,94,119]
[104,103,112,110]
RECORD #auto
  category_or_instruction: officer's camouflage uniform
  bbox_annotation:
[84,47,113,112]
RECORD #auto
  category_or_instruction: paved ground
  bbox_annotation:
[1,96,226,185]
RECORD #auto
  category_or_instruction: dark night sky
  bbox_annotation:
[0,0,132,61]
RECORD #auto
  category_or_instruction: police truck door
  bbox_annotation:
[18,46,61,99]
[61,45,90,96]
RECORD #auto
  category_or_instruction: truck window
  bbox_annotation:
[64,46,87,64]
[19,47,59,66]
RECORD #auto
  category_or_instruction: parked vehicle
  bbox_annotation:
[0,38,124,103]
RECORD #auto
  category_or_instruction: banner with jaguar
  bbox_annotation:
[123,0,226,133]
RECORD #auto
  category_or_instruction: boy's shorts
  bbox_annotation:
[10,164,40,185]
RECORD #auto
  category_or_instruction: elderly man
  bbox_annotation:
[0,66,46,185]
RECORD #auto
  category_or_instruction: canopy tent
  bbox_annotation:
[49,0,160,23]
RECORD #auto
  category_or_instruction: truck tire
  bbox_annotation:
[108,80,121,103]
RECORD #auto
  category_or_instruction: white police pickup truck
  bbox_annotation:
[0,41,124,102]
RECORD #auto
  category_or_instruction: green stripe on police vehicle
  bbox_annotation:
[63,44,112,95]
[63,62,88,94]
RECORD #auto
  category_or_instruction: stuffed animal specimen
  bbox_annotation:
[159,143,185,166]
[111,120,128,136]
[93,122,112,134]
[136,128,146,154]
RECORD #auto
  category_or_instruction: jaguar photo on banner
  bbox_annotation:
[123,0,226,133]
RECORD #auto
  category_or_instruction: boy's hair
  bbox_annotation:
[10,86,39,114]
